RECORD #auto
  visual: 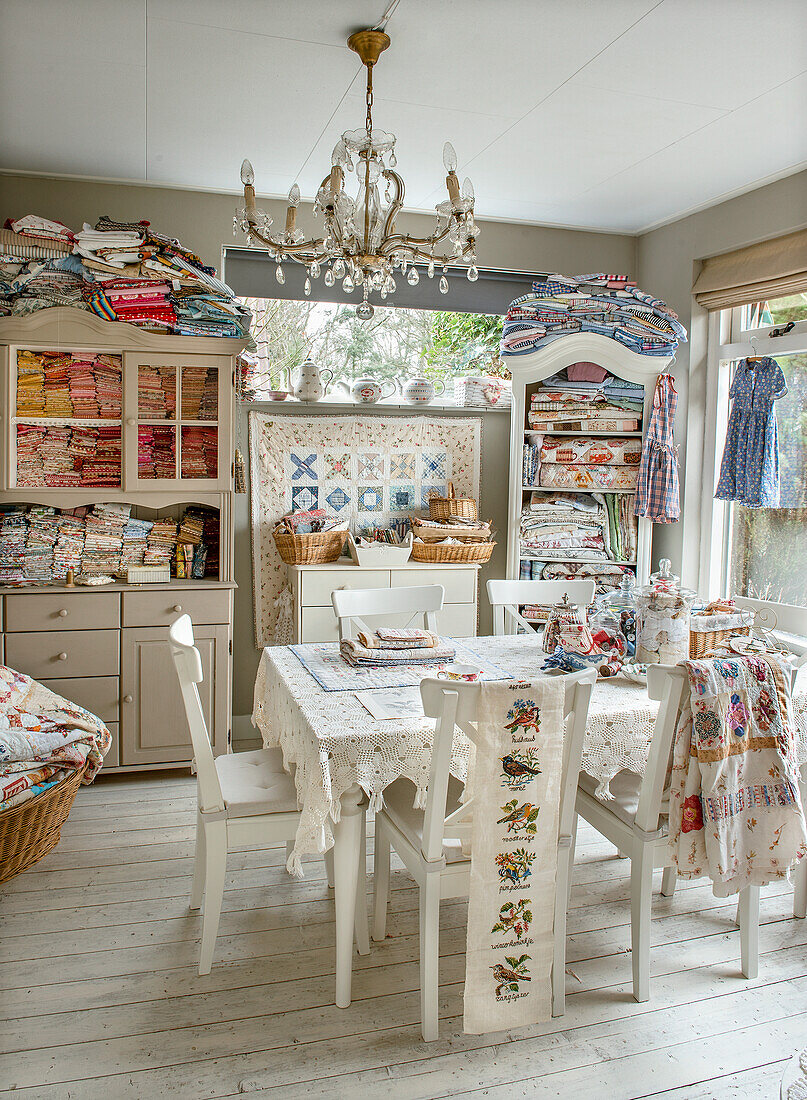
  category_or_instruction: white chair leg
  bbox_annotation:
[354,810,370,956]
[794,858,807,919]
[660,866,677,898]
[567,814,578,907]
[189,815,205,910]
[198,819,227,976]
[738,884,760,979]
[372,815,391,942]
[324,847,335,889]
[630,847,654,1002]
[552,842,571,1017]
[419,874,441,1042]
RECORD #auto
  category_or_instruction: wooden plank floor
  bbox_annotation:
[1,770,805,1099]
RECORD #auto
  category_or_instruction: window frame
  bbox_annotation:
[700,306,807,635]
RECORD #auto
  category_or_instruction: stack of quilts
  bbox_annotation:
[23,507,58,582]
[535,429,642,491]
[519,492,610,562]
[501,274,687,358]
[145,518,177,568]
[340,629,456,667]
[0,510,27,585]
[82,503,130,574]
[53,511,87,578]
[0,212,252,339]
[137,365,175,418]
[120,516,153,571]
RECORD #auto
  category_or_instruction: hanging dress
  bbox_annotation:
[715,356,787,508]
[634,373,679,523]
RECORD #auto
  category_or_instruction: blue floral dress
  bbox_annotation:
[715,356,787,508]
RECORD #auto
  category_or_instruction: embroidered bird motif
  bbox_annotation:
[497,803,535,831]
[501,755,541,779]
[490,963,531,996]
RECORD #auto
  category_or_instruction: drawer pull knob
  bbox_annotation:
[173,604,182,613]
[58,609,68,617]
[57,652,68,661]
[123,694,133,703]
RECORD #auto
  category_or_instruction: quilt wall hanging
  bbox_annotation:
[248,412,482,645]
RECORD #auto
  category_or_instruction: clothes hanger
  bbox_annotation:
[746,335,763,365]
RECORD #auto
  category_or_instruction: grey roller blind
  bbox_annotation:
[224,247,539,315]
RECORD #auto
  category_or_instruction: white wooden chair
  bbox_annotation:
[487,578,596,635]
[169,614,368,974]
[372,668,596,1041]
[574,663,760,1003]
[331,583,445,642]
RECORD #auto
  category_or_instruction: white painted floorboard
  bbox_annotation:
[0,770,805,1099]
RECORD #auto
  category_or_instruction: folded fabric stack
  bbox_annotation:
[181,366,218,420]
[82,503,130,574]
[501,274,687,359]
[341,632,456,667]
[24,507,58,582]
[14,350,122,421]
[180,427,217,479]
[520,559,632,594]
[0,213,252,340]
[15,350,46,414]
[199,508,220,577]
[53,510,87,578]
[356,628,439,650]
[120,516,153,571]
[145,518,177,568]
[0,510,27,585]
[138,426,175,479]
[520,492,610,562]
[0,664,111,812]
[138,365,176,418]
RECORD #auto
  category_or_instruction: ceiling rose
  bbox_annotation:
[234,28,479,319]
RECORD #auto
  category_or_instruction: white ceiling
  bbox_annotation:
[1,0,805,233]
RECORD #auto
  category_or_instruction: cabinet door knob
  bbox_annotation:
[123,694,133,703]
[173,604,182,613]
[126,417,136,426]
[57,652,68,661]
[58,608,68,617]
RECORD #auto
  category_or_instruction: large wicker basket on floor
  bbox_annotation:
[0,765,86,884]
[273,526,348,565]
[411,540,495,564]
[428,482,478,522]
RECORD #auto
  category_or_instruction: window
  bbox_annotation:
[704,295,807,634]
[239,297,505,399]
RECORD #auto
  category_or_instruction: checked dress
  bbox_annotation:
[634,372,679,523]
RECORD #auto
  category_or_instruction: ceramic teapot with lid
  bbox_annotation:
[335,377,397,404]
[399,375,445,405]
[292,359,333,402]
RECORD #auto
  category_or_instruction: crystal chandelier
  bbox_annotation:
[234,28,479,319]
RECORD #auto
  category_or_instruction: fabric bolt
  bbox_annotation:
[464,678,565,1034]
[634,373,680,523]
[715,357,787,508]
[668,655,807,896]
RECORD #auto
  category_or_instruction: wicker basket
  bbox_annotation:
[428,482,477,522]
[689,621,751,658]
[0,765,86,884]
[273,527,347,565]
[411,540,495,564]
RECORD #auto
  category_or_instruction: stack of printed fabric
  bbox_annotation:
[199,508,220,577]
[53,511,87,578]
[93,356,122,418]
[145,519,177,568]
[522,559,632,597]
[82,503,130,574]
[520,492,610,562]
[138,426,175,479]
[137,365,175,418]
[15,350,46,414]
[71,426,122,487]
[0,510,27,585]
[120,516,153,571]
[23,507,58,582]
[68,355,100,417]
[15,425,46,485]
[501,274,687,358]
[180,428,217,479]
[534,431,642,491]
[340,628,456,667]
[0,213,252,340]
[38,426,77,486]
[42,355,72,417]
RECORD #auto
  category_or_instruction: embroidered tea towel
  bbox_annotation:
[463,677,565,1034]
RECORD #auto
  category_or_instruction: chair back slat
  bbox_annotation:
[169,615,224,814]
[635,664,688,833]
[332,584,445,641]
[487,579,597,636]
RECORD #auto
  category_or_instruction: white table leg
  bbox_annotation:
[333,783,365,1008]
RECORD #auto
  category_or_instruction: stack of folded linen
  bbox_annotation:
[340,628,456,667]
[501,274,686,359]
[145,518,177,568]
[53,511,87,578]
[520,492,610,562]
[82,503,130,574]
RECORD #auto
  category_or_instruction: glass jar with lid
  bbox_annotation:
[589,572,638,659]
[634,559,697,665]
[542,591,597,654]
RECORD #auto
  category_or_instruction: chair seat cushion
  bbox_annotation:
[579,770,668,834]
[381,776,469,864]
[216,748,299,817]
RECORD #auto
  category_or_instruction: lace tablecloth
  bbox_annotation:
[253,635,674,872]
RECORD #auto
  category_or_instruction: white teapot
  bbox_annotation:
[292,359,333,402]
[335,377,396,404]
[399,375,445,405]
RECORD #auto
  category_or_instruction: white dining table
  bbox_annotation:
[251,633,675,1007]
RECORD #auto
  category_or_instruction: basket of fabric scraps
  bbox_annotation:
[410,514,495,563]
[0,664,112,883]
[340,628,456,668]
[428,481,478,522]
[273,507,349,565]
[689,599,753,658]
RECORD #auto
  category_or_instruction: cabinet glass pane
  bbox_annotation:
[138,425,177,479]
[180,426,217,479]
[16,424,121,487]
[138,364,176,420]
[16,350,122,419]
[180,365,218,421]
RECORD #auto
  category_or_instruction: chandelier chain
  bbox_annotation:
[365,65,373,139]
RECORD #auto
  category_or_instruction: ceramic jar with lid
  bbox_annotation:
[543,592,597,655]
[634,559,697,665]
